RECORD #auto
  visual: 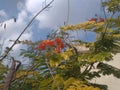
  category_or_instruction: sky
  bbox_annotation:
[0,0,120,90]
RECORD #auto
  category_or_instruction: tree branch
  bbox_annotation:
[3,57,16,90]
[0,0,54,61]
[101,0,115,40]
[45,59,61,90]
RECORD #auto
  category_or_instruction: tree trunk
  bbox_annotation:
[3,59,16,90]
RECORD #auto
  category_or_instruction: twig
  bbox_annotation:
[0,0,54,61]
[45,59,60,90]
[11,63,40,85]
[66,0,70,25]
[101,0,115,40]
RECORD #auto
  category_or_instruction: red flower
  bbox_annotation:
[42,40,55,47]
[99,18,104,22]
[55,46,61,53]
[38,43,45,50]
[54,38,62,44]
[89,18,98,22]
[59,43,64,48]
[42,40,50,45]
[38,38,64,52]
[48,40,55,47]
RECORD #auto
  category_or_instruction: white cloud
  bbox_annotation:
[25,0,45,13]
[17,1,26,11]
[0,8,33,62]
[25,0,102,29]
[0,10,8,19]
[0,10,29,39]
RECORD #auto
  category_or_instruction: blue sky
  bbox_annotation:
[0,0,24,18]
[0,0,120,89]
[0,0,102,41]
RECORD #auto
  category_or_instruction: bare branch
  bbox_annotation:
[3,57,16,90]
[0,0,54,61]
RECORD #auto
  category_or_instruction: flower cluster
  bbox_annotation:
[89,18,104,22]
[60,17,105,31]
[38,38,64,53]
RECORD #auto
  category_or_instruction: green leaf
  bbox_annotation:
[97,62,120,78]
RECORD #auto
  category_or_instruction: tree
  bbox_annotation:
[0,0,120,90]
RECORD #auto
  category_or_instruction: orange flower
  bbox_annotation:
[55,46,61,53]
[55,43,64,53]
[89,18,98,22]
[42,40,50,45]
[54,38,62,44]
[42,40,55,47]
[58,43,64,48]
[99,18,104,22]
[48,40,55,47]
[38,38,64,52]
[38,43,45,50]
